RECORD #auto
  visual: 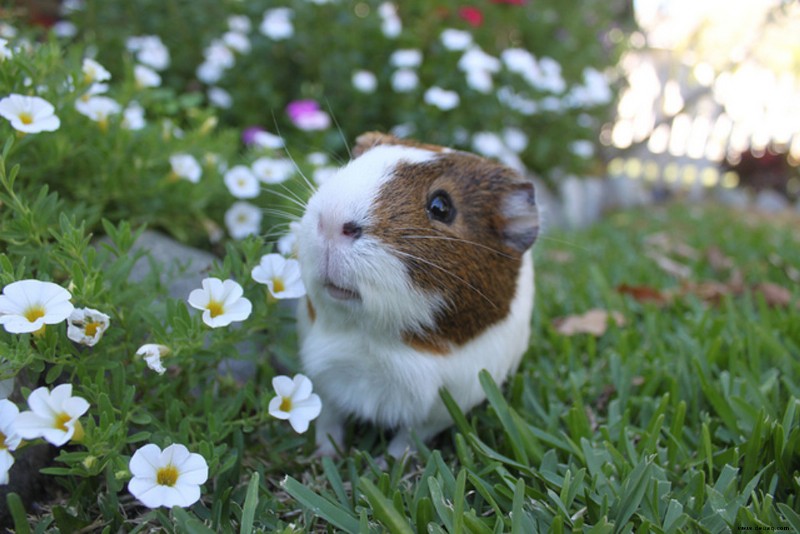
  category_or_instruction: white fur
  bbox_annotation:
[296,144,536,457]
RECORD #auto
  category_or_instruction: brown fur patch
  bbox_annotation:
[306,297,316,323]
[402,331,451,355]
[369,152,537,352]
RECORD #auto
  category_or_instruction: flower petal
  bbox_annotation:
[13,411,52,439]
[271,375,294,397]
[176,453,208,485]
[292,374,313,400]
[129,443,163,477]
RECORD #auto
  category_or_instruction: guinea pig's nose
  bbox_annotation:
[341,221,363,240]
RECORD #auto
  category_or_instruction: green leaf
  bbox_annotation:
[359,477,414,534]
[6,493,31,534]
[479,370,529,465]
[282,476,360,533]
[172,507,216,534]
[239,472,259,534]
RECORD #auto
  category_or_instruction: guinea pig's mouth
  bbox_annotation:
[324,282,361,301]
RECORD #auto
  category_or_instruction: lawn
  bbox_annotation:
[254,203,800,534]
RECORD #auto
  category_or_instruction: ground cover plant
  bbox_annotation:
[1,0,799,532]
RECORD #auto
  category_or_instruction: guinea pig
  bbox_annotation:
[296,131,538,458]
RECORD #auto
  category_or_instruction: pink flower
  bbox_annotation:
[459,6,484,27]
[491,0,527,4]
[242,126,266,146]
[286,99,331,131]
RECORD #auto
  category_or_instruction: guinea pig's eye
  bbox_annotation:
[426,190,456,224]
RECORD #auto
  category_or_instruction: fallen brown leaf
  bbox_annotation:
[752,282,794,308]
[647,251,693,279]
[617,284,672,305]
[680,280,735,305]
[553,309,626,336]
[706,246,734,271]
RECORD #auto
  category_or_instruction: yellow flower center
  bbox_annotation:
[279,396,292,412]
[24,305,46,323]
[272,277,285,294]
[84,321,102,337]
[207,300,224,318]
[0,431,7,450]
[157,464,179,487]
[54,412,72,432]
[19,112,34,125]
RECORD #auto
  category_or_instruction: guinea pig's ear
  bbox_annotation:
[500,182,539,253]
[353,131,400,158]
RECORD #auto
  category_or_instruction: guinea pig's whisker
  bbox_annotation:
[391,229,516,260]
[263,188,308,211]
[536,235,588,252]
[260,207,303,221]
[388,248,499,310]
[324,100,352,161]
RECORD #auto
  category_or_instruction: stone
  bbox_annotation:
[125,230,217,300]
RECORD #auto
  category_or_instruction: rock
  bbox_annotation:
[754,189,790,213]
[126,230,218,300]
[714,187,750,208]
[0,445,55,527]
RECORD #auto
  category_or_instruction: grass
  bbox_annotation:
[266,203,800,533]
[9,203,800,533]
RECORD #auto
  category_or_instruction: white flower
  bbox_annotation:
[82,58,111,84]
[501,48,537,75]
[0,280,73,334]
[228,15,252,34]
[222,31,250,54]
[188,278,252,328]
[136,344,170,375]
[122,102,146,131]
[535,57,566,93]
[0,94,60,134]
[379,3,401,38]
[458,46,500,74]
[60,0,84,14]
[196,62,223,84]
[472,132,505,158]
[252,157,294,184]
[225,202,262,240]
[466,69,493,93]
[352,70,377,94]
[260,8,294,40]
[503,127,528,153]
[440,29,472,51]
[391,69,418,93]
[0,399,21,485]
[0,23,17,39]
[14,384,89,446]
[497,86,538,115]
[128,443,208,509]
[169,154,202,183]
[52,21,77,38]
[424,87,460,111]
[252,131,285,150]
[75,96,121,129]
[207,87,233,109]
[134,64,161,88]
[66,307,110,346]
[203,40,235,70]
[132,35,170,71]
[268,374,321,433]
[390,49,422,69]
[307,152,329,166]
[224,165,260,199]
[251,253,306,299]
[0,38,11,60]
[277,221,301,257]
[570,140,595,159]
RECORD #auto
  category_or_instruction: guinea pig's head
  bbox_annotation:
[297,132,538,352]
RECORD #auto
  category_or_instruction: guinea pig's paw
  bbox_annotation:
[313,441,342,458]
[387,430,416,460]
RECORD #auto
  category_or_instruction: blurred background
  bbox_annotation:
[5,0,800,242]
